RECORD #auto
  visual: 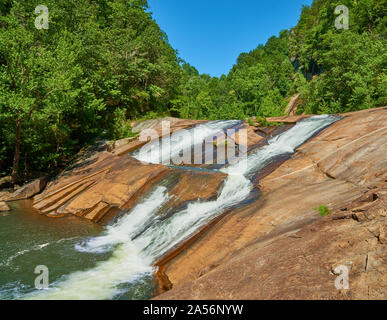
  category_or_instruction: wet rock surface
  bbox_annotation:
[154,107,387,300]
[0,201,10,211]
[32,119,227,225]
[0,177,47,202]
[156,190,386,300]
[132,117,208,136]
[10,108,385,299]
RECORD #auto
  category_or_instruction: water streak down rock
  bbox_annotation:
[155,107,387,300]
[28,107,386,300]
[32,120,227,225]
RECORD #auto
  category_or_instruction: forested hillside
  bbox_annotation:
[0,0,181,181]
[174,0,386,119]
[0,0,385,182]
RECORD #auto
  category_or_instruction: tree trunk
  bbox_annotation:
[11,120,22,184]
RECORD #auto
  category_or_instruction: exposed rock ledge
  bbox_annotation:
[0,177,47,202]
[3,108,385,299]
[32,120,227,225]
[0,201,10,211]
[154,107,387,300]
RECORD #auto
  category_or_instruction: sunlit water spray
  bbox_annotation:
[24,115,339,300]
[224,115,340,177]
[133,120,242,164]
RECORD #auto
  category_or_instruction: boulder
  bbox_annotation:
[33,146,227,225]
[132,117,207,136]
[0,201,10,211]
[163,170,227,214]
[107,137,137,152]
[0,178,47,201]
[229,125,264,149]
[33,150,169,223]
[112,139,149,156]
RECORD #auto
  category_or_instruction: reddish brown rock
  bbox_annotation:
[230,125,264,149]
[112,140,150,156]
[107,137,137,152]
[156,192,386,300]
[0,201,10,211]
[0,178,47,201]
[33,143,227,225]
[164,170,226,212]
[154,107,387,300]
[132,117,207,136]
[33,151,170,223]
[266,114,311,123]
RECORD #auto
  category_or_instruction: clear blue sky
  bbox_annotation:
[147,0,313,77]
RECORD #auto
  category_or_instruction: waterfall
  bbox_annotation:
[25,115,339,300]
[132,120,242,164]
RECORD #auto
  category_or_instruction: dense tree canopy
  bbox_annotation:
[0,0,181,180]
[0,0,385,182]
[289,0,386,114]
[175,0,385,119]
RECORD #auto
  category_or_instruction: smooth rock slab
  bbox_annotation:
[0,178,47,201]
[155,107,387,300]
[33,150,227,225]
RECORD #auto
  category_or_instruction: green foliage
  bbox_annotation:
[255,117,269,127]
[172,30,292,121]
[0,0,181,180]
[0,0,385,181]
[314,205,331,217]
[108,109,135,141]
[297,31,386,114]
[290,0,386,114]
[175,0,385,121]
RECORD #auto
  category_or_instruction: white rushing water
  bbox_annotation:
[133,120,241,164]
[224,115,340,177]
[25,115,339,300]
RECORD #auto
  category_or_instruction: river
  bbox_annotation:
[0,115,339,299]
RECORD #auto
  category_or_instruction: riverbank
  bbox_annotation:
[154,107,387,300]
[0,107,385,300]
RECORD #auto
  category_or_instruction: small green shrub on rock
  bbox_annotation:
[314,205,331,217]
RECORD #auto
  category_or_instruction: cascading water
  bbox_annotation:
[19,115,339,300]
[133,120,242,164]
[224,115,341,177]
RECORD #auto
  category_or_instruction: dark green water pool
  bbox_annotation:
[0,200,105,298]
[0,200,135,299]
